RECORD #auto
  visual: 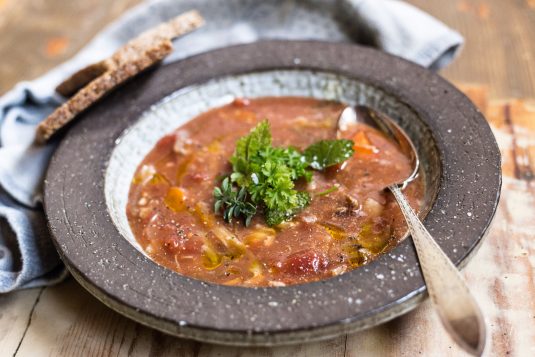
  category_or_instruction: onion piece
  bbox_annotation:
[134,165,156,185]
[363,197,384,217]
[331,266,347,276]
[201,242,222,270]
[244,226,276,246]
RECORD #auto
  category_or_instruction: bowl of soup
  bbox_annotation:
[44,41,501,345]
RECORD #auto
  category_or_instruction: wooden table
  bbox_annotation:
[1,1,534,356]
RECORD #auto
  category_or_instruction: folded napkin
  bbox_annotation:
[0,0,463,293]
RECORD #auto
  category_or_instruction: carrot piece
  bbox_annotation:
[164,187,185,212]
[352,131,378,155]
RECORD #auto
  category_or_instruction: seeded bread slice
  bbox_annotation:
[35,10,204,144]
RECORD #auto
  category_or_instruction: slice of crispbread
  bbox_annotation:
[35,10,204,144]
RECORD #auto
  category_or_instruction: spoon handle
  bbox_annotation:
[389,185,486,356]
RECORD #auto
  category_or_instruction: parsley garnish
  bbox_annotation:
[264,191,311,226]
[214,120,354,226]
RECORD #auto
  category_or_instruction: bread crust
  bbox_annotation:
[35,10,204,144]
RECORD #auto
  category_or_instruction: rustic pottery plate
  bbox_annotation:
[43,41,501,346]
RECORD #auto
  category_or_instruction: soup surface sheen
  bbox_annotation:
[126,97,423,287]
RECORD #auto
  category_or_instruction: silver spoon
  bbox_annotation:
[338,106,486,356]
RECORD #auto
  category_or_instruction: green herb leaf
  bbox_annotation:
[258,146,312,182]
[315,186,339,196]
[304,139,355,170]
[230,120,271,186]
[265,191,311,226]
[214,177,256,226]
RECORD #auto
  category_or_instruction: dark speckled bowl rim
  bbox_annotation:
[43,40,501,346]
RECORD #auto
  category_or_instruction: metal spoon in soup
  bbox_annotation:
[337,106,486,357]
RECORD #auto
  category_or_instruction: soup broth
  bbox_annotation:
[126,97,423,286]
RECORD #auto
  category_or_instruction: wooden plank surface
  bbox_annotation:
[0,0,140,94]
[1,1,534,356]
[1,0,535,99]
[410,0,535,99]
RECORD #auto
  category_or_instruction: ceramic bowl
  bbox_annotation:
[43,40,501,346]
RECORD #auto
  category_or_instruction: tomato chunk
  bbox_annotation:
[281,250,329,276]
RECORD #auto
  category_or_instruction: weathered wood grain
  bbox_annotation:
[2,0,535,99]
[408,0,535,99]
[0,288,42,356]
[458,85,535,356]
[0,0,140,94]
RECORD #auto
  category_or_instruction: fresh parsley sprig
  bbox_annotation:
[214,120,354,226]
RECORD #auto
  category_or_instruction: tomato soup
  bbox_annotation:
[126,97,423,286]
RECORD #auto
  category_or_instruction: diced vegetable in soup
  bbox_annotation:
[126,97,424,286]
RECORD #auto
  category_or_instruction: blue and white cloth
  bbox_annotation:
[0,0,463,293]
